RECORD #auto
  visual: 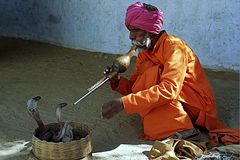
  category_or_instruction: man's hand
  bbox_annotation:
[103,65,113,75]
[104,65,121,87]
[102,98,124,119]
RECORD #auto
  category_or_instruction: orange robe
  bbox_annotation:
[111,31,239,145]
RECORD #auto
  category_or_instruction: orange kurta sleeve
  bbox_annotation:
[122,45,188,115]
[110,76,133,95]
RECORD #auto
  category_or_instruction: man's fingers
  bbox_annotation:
[103,65,113,75]
[102,108,119,119]
[102,102,111,118]
[101,99,123,119]
[103,109,117,119]
[102,110,113,119]
[102,102,116,119]
[102,113,113,119]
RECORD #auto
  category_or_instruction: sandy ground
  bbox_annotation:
[0,37,239,159]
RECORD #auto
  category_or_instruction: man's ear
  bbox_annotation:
[147,32,154,37]
[147,32,155,40]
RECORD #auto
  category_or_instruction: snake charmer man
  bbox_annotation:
[102,2,239,146]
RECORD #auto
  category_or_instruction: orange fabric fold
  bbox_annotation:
[111,31,239,145]
[209,129,240,146]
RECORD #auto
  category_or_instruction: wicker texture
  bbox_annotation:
[32,122,92,160]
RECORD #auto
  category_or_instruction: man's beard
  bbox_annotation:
[131,35,151,51]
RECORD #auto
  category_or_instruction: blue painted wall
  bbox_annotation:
[0,0,239,70]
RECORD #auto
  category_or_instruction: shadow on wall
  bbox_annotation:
[0,0,68,46]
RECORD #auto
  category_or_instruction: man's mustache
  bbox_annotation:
[132,37,151,49]
[131,40,146,47]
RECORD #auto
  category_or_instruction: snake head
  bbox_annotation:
[56,103,68,122]
[27,96,42,111]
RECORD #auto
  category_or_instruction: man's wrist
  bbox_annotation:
[119,98,124,110]
[110,77,121,88]
[113,79,120,87]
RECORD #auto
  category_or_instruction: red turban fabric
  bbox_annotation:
[125,2,164,34]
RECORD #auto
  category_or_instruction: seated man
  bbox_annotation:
[102,2,239,145]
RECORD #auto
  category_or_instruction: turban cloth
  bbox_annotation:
[125,2,164,34]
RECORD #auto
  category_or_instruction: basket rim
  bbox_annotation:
[32,122,92,144]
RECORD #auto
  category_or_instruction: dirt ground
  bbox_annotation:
[0,37,239,159]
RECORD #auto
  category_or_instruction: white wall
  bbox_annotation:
[0,0,239,70]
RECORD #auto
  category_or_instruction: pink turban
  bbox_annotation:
[125,2,164,34]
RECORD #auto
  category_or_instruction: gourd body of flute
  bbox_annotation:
[112,45,137,73]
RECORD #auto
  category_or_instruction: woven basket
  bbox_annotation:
[31,122,92,160]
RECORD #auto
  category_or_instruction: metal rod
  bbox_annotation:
[73,77,110,105]
[87,76,107,91]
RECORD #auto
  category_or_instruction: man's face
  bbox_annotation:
[128,26,151,49]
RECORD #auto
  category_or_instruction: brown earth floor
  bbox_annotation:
[0,37,239,159]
